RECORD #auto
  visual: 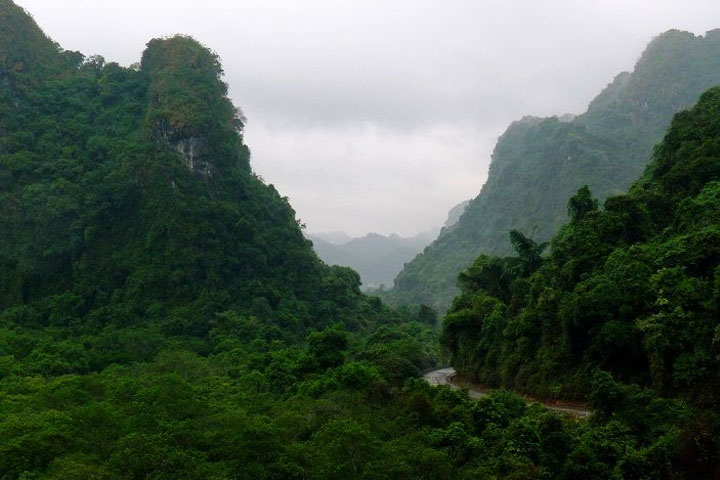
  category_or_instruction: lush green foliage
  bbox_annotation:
[3,2,720,478]
[0,14,400,372]
[5,320,718,479]
[444,88,720,401]
[441,88,720,476]
[387,29,720,313]
[0,0,78,90]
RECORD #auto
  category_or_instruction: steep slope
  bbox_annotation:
[388,29,720,312]
[0,6,391,375]
[0,0,71,88]
[444,87,720,403]
[438,199,469,235]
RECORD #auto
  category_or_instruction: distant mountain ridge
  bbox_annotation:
[385,28,720,312]
[308,231,352,245]
[308,229,439,288]
[308,199,469,288]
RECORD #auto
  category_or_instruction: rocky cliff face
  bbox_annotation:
[142,36,247,179]
[153,118,213,177]
[175,137,210,176]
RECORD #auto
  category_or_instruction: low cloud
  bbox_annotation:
[247,120,497,236]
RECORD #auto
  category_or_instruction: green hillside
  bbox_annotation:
[0,2,397,377]
[387,29,720,313]
[0,0,70,88]
[2,2,720,477]
[444,86,720,404]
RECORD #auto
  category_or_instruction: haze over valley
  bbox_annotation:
[306,200,470,288]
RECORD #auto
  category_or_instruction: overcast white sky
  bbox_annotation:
[15,0,720,236]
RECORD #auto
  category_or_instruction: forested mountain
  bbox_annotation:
[0,2,439,476]
[3,2,720,477]
[308,229,438,288]
[387,29,720,313]
[0,0,417,378]
[437,88,720,477]
[445,86,720,403]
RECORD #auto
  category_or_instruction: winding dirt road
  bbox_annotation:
[423,367,590,418]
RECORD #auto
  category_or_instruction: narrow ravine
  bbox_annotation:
[424,367,591,419]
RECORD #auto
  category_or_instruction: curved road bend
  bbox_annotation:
[424,367,590,419]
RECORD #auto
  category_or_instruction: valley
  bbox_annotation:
[1,1,720,478]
